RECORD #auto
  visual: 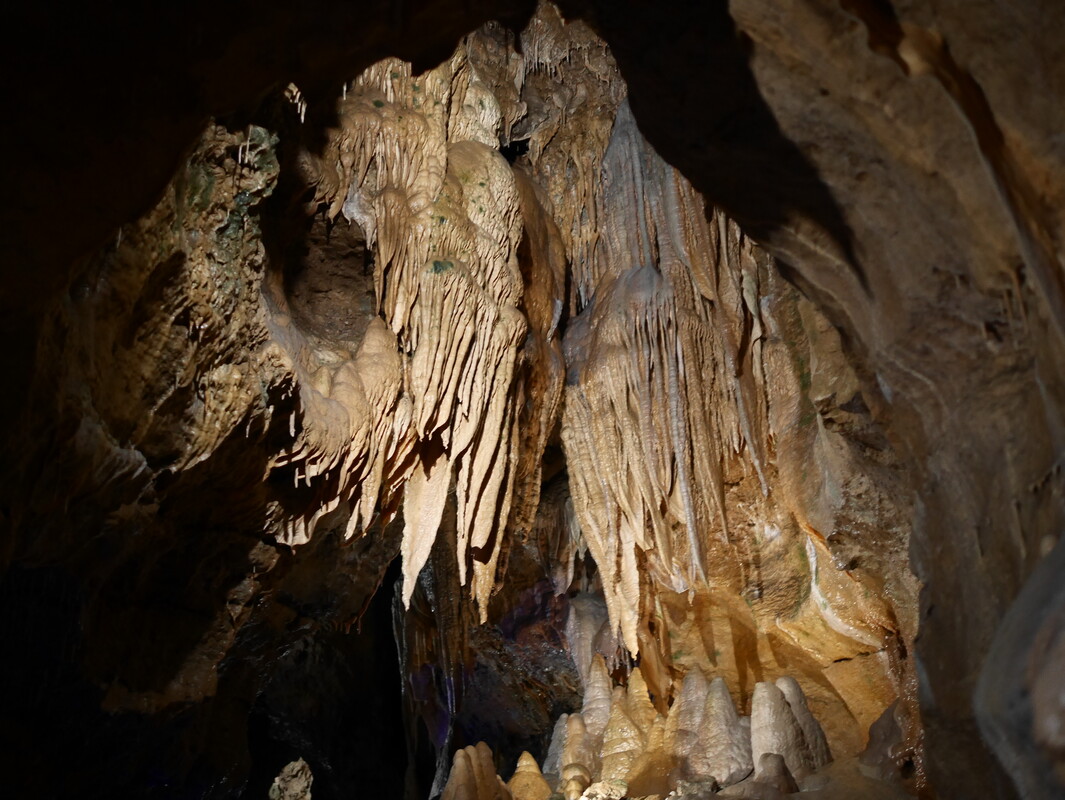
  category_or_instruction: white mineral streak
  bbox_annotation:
[750,681,813,779]
[804,535,885,648]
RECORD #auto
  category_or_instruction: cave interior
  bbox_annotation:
[2,1,1065,799]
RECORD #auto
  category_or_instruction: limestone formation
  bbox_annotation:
[689,677,753,785]
[624,714,675,797]
[599,690,643,782]
[561,713,595,799]
[545,711,570,788]
[14,0,1065,798]
[269,759,314,800]
[671,670,711,764]
[507,752,553,800]
[754,753,800,794]
[625,667,659,737]
[532,668,841,797]
[750,681,813,779]
[776,676,831,770]
[442,743,512,800]
[581,655,614,745]
[542,713,569,787]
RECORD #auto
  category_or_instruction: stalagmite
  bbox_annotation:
[442,744,513,800]
[561,713,594,800]
[507,752,552,800]
[753,753,800,794]
[750,681,813,779]
[689,677,753,786]
[625,714,675,797]
[671,669,710,763]
[441,748,478,800]
[599,689,643,782]
[582,654,614,744]
[542,713,569,787]
[625,666,659,737]
[775,676,831,769]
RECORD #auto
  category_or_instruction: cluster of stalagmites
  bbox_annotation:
[440,659,831,800]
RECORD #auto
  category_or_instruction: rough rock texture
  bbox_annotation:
[3,0,1065,798]
[270,759,314,800]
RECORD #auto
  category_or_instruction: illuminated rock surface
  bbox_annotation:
[2,1,1064,798]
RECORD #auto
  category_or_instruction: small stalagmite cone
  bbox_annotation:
[690,676,752,786]
[507,752,552,800]
[442,747,478,800]
[775,675,831,769]
[671,669,710,761]
[562,768,591,800]
[472,742,503,799]
[542,713,569,788]
[561,713,594,798]
[582,654,613,744]
[625,714,675,797]
[750,681,813,779]
[600,692,643,782]
[754,752,800,794]
[625,666,658,736]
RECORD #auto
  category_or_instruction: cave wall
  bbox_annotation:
[572,1,1065,795]
[2,1,1064,798]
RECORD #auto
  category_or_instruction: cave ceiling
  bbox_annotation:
[1,1,1064,799]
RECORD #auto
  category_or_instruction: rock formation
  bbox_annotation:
[2,0,1064,798]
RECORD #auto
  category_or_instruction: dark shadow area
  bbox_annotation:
[283,215,377,345]
[244,557,412,799]
[560,0,866,289]
[501,138,531,164]
[250,93,379,351]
